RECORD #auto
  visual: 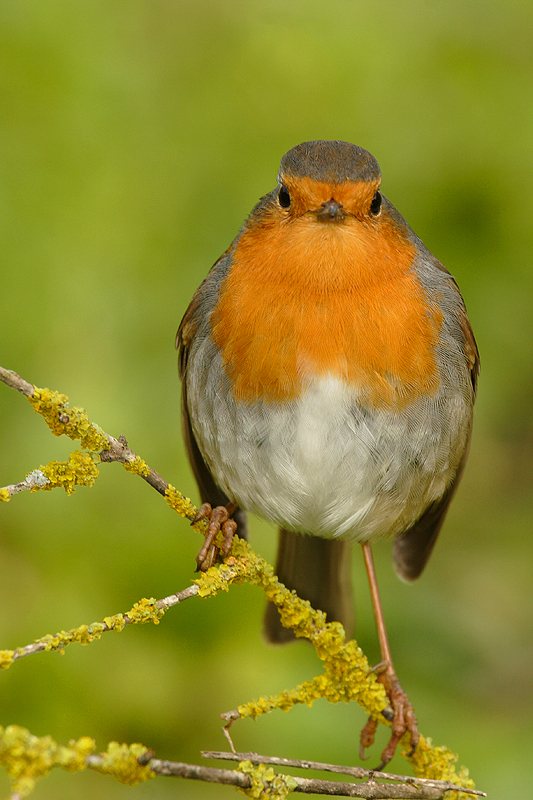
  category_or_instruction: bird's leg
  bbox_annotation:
[359,542,419,768]
[193,502,238,571]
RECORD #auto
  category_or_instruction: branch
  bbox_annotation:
[0,586,199,670]
[0,469,50,497]
[0,725,486,799]
[0,366,198,521]
[143,757,458,798]
[0,367,34,397]
[0,365,482,796]
[201,752,487,797]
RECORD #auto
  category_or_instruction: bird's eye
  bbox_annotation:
[278,184,291,208]
[370,191,382,215]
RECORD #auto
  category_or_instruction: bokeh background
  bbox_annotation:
[1,1,532,797]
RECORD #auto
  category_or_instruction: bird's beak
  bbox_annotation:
[314,199,346,222]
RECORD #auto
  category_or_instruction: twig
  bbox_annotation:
[1,470,50,496]
[89,755,252,789]
[157,585,199,610]
[0,726,486,799]
[0,365,483,796]
[283,778,453,798]
[0,366,193,513]
[201,752,486,797]
[0,367,34,397]
[99,433,183,505]
[1,586,199,668]
[84,752,468,798]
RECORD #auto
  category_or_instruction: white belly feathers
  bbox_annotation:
[186,338,470,543]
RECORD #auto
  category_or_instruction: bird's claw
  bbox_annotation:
[359,664,419,768]
[193,503,237,571]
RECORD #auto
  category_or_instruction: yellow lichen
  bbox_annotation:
[0,650,14,669]
[164,483,199,522]
[0,487,10,502]
[123,456,151,477]
[192,536,478,794]
[28,387,109,452]
[0,725,95,796]
[40,451,99,495]
[1,378,480,793]
[35,622,106,653]
[238,760,297,799]
[124,597,165,626]
[0,599,166,672]
[103,615,126,632]
[192,537,388,721]
[89,741,155,786]
[0,727,154,794]
[409,736,476,797]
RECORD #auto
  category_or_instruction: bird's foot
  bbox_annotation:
[359,661,419,769]
[193,503,237,571]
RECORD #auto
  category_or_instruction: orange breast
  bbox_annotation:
[211,210,443,409]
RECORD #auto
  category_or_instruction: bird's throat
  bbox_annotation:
[211,214,443,409]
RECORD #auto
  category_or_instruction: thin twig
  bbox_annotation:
[3,585,199,666]
[1,470,50,496]
[84,752,475,798]
[0,366,195,515]
[0,367,34,397]
[99,433,183,505]
[131,757,252,789]
[0,365,484,797]
[201,752,486,797]
[221,706,247,723]
[156,584,200,610]
[285,777,444,798]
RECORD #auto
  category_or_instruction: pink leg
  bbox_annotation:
[360,543,419,768]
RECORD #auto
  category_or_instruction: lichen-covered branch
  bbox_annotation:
[0,367,198,522]
[0,726,153,797]
[203,750,487,797]
[0,367,34,398]
[0,470,50,499]
[0,533,480,795]
[0,726,485,799]
[0,588,199,670]
[192,538,478,798]
[0,366,481,796]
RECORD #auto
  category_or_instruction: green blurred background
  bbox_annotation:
[1,1,532,797]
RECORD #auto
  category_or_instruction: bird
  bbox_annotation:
[176,140,479,767]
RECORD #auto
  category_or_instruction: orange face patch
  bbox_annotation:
[281,175,381,218]
[211,185,443,409]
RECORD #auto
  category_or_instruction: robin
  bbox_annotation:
[176,140,479,767]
